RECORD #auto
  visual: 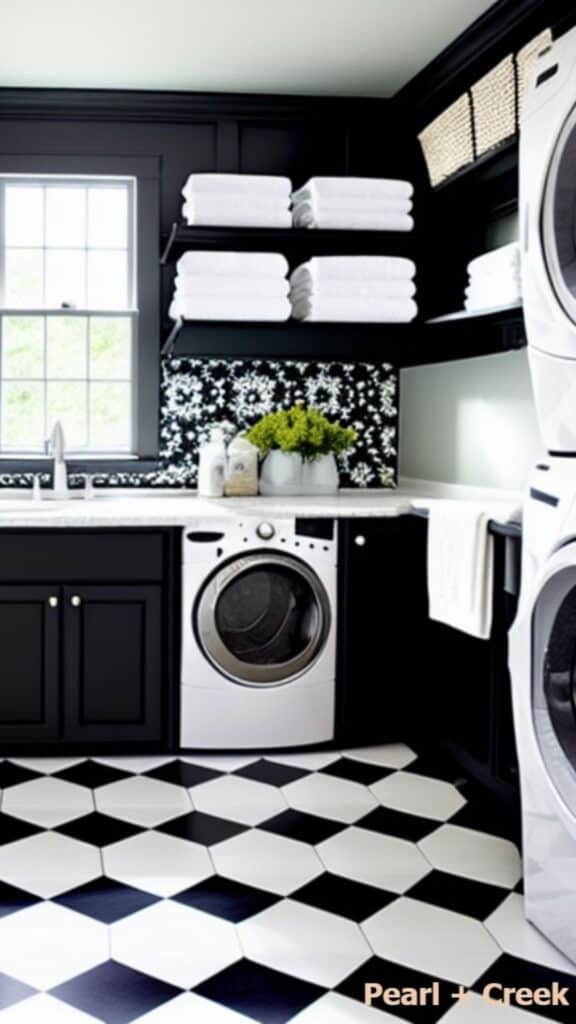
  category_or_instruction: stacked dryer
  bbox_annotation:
[511,24,576,964]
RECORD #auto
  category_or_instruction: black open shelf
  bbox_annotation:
[162,304,525,366]
[161,223,415,265]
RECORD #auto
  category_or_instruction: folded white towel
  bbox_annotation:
[465,282,522,302]
[292,195,413,215]
[182,174,292,200]
[427,501,521,639]
[464,294,522,313]
[183,194,290,212]
[290,296,417,323]
[292,203,414,232]
[290,278,416,302]
[290,256,416,286]
[177,251,289,278]
[467,242,520,279]
[174,274,289,298]
[182,202,291,229]
[293,177,413,202]
[468,273,522,291]
[169,296,291,322]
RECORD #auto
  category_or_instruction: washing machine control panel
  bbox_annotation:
[183,516,337,567]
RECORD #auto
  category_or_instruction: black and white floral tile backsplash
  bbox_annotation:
[157,358,398,488]
[0,358,398,489]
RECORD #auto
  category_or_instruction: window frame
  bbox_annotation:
[0,154,160,471]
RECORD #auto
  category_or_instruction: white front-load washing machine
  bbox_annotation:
[521,24,576,452]
[509,460,576,963]
[180,516,337,749]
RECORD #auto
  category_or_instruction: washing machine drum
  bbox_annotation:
[542,103,576,325]
[195,552,331,685]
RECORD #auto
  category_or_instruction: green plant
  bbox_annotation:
[246,404,357,461]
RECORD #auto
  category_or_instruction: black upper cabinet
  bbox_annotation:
[63,585,164,744]
[0,586,60,742]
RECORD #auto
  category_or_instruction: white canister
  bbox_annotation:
[197,428,226,497]
[224,434,259,497]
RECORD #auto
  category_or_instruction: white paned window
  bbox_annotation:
[0,176,136,454]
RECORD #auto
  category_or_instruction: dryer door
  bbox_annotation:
[533,564,576,791]
[542,103,576,324]
[195,552,331,686]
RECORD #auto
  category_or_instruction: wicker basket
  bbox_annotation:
[471,54,516,157]
[517,28,553,117]
[418,93,474,187]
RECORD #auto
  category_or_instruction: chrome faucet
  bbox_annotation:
[47,421,68,498]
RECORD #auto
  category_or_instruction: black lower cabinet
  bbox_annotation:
[0,530,176,751]
[337,515,429,743]
[0,586,60,741]
[337,515,520,804]
[63,585,163,744]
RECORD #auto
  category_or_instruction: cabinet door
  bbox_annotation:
[63,585,164,744]
[0,586,60,741]
[337,516,429,743]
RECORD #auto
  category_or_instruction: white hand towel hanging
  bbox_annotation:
[426,501,521,639]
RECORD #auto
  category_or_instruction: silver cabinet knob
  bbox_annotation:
[256,522,275,540]
[48,596,58,608]
[354,535,366,547]
[71,595,82,607]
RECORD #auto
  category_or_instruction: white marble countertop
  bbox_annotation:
[0,480,523,528]
[0,489,412,527]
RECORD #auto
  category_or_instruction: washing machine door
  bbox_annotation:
[195,552,331,685]
[533,563,576,786]
[542,103,576,324]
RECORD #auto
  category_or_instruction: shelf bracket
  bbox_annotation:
[160,222,179,265]
[161,318,183,356]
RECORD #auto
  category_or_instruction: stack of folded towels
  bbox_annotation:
[291,178,414,232]
[289,256,417,322]
[169,251,290,322]
[464,242,522,312]
[181,174,291,228]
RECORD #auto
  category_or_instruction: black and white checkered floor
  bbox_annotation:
[0,743,573,1023]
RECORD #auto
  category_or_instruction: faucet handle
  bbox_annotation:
[83,474,95,500]
[32,474,42,501]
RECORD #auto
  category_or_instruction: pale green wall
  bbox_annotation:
[399,349,544,491]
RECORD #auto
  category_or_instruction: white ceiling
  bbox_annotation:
[1,0,497,97]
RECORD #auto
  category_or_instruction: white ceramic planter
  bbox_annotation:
[259,451,339,495]
[259,451,303,495]
[301,454,339,495]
